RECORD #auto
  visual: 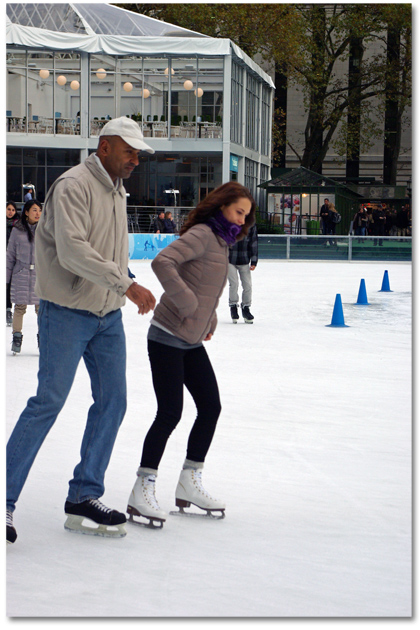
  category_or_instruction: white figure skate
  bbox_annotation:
[127,473,167,529]
[171,468,225,519]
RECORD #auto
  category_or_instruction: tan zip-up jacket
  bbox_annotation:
[35,154,133,317]
[151,223,229,344]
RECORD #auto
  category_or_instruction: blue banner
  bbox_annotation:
[128,233,179,259]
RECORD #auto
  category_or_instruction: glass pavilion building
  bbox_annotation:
[6,3,274,226]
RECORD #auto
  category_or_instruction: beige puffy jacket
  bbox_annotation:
[35,154,132,317]
[151,223,229,344]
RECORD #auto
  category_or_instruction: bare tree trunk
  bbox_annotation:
[383,26,401,185]
[346,37,364,181]
[272,64,288,168]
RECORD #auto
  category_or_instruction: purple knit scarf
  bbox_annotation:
[206,210,243,245]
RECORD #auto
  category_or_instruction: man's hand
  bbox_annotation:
[125,282,156,315]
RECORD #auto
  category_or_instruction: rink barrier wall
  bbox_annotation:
[128,233,411,262]
[128,233,179,260]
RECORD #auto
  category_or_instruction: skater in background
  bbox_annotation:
[6,199,42,354]
[228,223,258,323]
[6,201,19,242]
[24,186,34,202]
[163,210,177,233]
[352,204,368,237]
[153,210,165,233]
[325,202,338,246]
[6,201,19,326]
[319,198,330,235]
[373,203,386,246]
[127,182,256,527]
[6,117,156,544]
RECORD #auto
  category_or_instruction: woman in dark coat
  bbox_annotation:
[6,201,19,325]
[6,199,42,353]
[163,210,177,233]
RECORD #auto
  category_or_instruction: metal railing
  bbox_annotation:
[127,206,191,233]
[256,234,412,262]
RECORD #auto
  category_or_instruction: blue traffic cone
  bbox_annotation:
[355,279,369,305]
[326,294,349,327]
[379,270,393,292]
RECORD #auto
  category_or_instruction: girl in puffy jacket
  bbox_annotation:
[6,199,42,354]
[127,182,256,527]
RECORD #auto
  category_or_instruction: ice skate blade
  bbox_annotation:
[169,507,225,520]
[243,319,253,324]
[127,506,164,529]
[231,320,238,324]
[64,514,126,538]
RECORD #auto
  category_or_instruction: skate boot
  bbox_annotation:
[11,332,23,354]
[127,469,166,529]
[171,463,225,519]
[6,308,12,326]
[241,305,254,324]
[64,499,126,538]
[6,510,17,544]
[230,304,239,324]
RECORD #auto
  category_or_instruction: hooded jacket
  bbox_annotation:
[34,154,133,317]
[151,223,229,344]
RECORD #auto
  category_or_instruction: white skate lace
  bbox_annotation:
[143,476,162,510]
[88,499,112,514]
[192,470,214,499]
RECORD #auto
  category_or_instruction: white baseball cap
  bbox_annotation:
[100,116,155,153]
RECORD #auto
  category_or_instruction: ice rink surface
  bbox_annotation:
[5,260,412,624]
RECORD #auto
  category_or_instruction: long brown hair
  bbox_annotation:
[180,182,256,240]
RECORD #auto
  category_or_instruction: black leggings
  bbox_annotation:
[140,340,221,470]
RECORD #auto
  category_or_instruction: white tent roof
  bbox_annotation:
[6,3,274,87]
[6,3,206,37]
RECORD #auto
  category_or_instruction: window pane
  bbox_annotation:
[6,51,26,128]
[27,52,54,132]
[90,54,116,135]
[23,148,45,165]
[54,53,81,134]
[6,166,22,204]
[46,149,80,166]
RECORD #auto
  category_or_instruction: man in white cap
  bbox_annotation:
[6,117,156,544]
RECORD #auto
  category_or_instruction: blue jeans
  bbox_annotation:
[7,300,127,512]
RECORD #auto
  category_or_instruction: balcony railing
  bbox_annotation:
[7,115,222,139]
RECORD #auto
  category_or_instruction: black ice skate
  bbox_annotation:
[241,305,254,324]
[230,305,239,323]
[11,332,23,354]
[6,510,17,544]
[6,308,12,326]
[64,499,127,538]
